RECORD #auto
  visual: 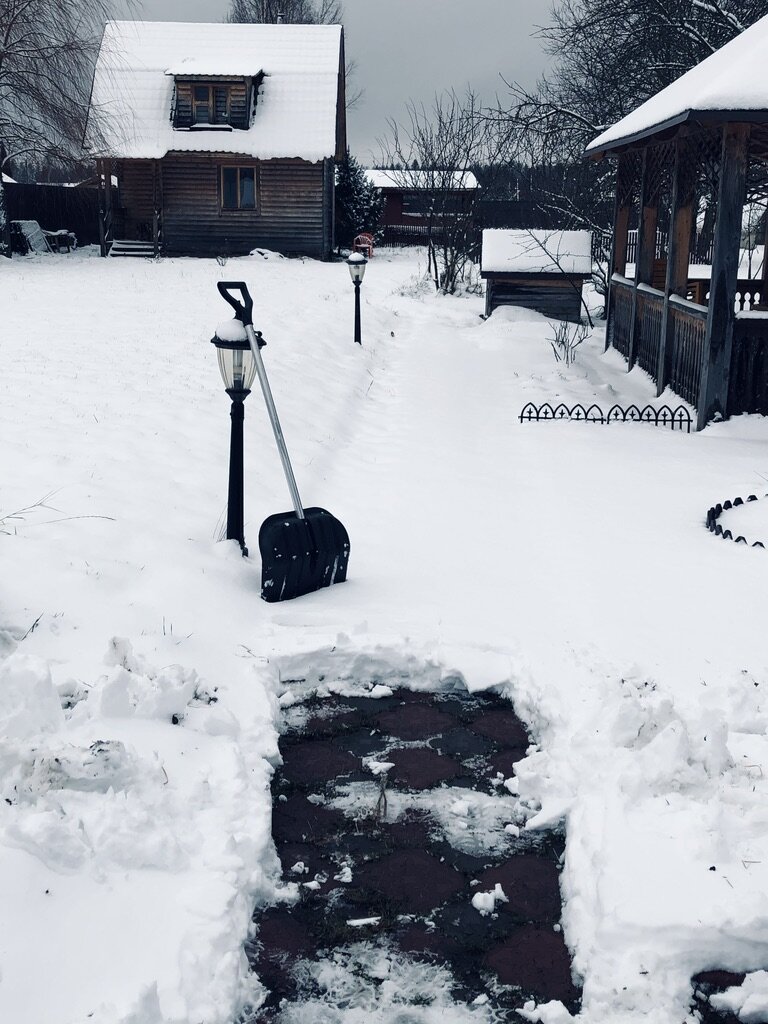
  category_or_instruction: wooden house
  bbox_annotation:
[86,21,346,258]
[364,168,479,247]
[586,13,768,429]
[481,229,592,322]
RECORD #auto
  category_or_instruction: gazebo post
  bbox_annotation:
[629,148,658,369]
[657,138,694,395]
[606,153,633,352]
[697,124,750,429]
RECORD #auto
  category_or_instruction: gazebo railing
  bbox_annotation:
[668,294,708,408]
[729,312,768,416]
[636,283,665,382]
[610,274,634,358]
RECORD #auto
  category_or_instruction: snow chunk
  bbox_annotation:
[214,319,248,343]
[471,883,509,916]
[0,653,64,739]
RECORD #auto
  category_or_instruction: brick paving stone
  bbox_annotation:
[354,848,463,914]
[271,793,345,844]
[469,708,531,748]
[484,926,580,1004]
[375,703,456,740]
[279,739,358,788]
[430,726,496,759]
[477,856,562,923]
[387,747,463,789]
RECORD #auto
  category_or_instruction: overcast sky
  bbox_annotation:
[131,0,550,162]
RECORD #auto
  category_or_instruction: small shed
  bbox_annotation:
[481,229,592,322]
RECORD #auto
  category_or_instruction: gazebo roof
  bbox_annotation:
[586,14,768,157]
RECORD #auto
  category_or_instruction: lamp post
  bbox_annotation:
[211,319,259,555]
[346,251,367,345]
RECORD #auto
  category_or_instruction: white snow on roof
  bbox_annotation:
[364,169,479,191]
[87,21,342,162]
[165,58,263,77]
[2,173,16,184]
[481,229,592,275]
[587,13,768,153]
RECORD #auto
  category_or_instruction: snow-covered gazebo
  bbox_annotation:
[586,15,768,429]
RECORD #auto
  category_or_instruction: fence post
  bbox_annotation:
[697,124,749,430]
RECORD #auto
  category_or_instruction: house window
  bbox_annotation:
[192,85,231,125]
[221,166,256,211]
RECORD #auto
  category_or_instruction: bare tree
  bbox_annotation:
[494,0,768,305]
[380,89,508,295]
[0,0,124,258]
[227,0,361,108]
[228,0,341,24]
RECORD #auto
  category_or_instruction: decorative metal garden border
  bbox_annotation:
[519,402,692,432]
[706,494,766,548]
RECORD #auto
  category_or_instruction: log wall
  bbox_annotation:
[484,273,586,323]
[117,155,329,257]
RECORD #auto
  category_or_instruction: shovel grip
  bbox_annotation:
[218,281,253,326]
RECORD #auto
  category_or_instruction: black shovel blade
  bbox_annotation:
[258,506,350,603]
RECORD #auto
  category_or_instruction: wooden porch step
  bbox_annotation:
[109,239,157,258]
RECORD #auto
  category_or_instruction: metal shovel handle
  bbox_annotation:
[218,280,305,519]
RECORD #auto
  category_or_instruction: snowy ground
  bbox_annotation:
[3,247,768,1023]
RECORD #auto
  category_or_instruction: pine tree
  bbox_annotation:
[334,150,384,249]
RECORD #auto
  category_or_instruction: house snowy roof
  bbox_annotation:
[587,14,768,155]
[364,169,479,191]
[481,229,592,276]
[87,21,343,162]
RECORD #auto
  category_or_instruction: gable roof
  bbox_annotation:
[87,21,344,162]
[364,169,479,191]
[586,14,768,156]
[481,229,592,276]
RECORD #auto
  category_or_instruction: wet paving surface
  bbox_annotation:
[243,688,581,1021]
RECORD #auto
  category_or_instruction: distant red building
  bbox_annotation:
[365,168,479,246]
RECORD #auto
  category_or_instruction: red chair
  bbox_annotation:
[353,232,374,258]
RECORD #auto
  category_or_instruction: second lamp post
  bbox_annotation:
[346,251,367,345]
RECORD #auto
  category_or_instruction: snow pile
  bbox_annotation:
[283,943,495,1022]
[4,248,768,1022]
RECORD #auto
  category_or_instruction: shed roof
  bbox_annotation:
[364,169,479,191]
[87,21,343,162]
[481,229,592,276]
[586,14,768,156]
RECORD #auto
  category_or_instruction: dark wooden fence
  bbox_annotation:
[609,275,634,357]
[668,297,707,408]
[729,315,768,416]
[636,285,664,382]
[4,182,103,245]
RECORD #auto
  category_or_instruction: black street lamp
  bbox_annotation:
[346,251,367,345]
[211,318,259,555]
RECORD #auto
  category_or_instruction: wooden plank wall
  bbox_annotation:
[117,160,155,240]
[485,274,585,323]
[158,154,327,256]
[173,80,250,129]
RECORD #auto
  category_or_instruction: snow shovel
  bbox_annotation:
[217,282,350,602]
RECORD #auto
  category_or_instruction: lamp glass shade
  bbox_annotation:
[215,344,257,393]
[346,252,367,283]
